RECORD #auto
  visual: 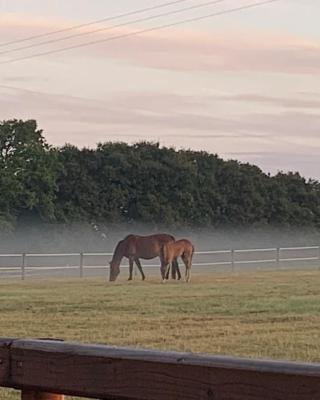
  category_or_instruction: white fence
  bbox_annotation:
[0,245,319,280]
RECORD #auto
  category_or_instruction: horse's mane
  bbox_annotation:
[123,234,135,240]
[111,239,126,263]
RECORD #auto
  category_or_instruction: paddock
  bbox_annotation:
[1,270,320,399]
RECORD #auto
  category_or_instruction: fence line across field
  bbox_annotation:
[0,245,319,279]
[280,246,320,251]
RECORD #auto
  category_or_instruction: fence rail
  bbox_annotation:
[0,245,319,280]
[0,338,320,400]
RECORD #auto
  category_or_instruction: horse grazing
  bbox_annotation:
[109,234,181,282]
[160,239,194,283]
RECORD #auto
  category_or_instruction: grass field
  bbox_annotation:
[0,270,320,398]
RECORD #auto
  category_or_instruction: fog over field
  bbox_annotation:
[0,223,319,254]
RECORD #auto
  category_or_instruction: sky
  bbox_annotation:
[0,0,319,179]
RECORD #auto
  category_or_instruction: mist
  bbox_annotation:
[0,222,319,254]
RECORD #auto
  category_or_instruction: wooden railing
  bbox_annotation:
[0,245,320,280]
[1,338,320,399]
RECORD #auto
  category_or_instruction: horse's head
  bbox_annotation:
[109,259,120,282]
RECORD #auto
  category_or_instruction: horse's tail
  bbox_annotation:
[160,242,169,264]
[190,243,195,261]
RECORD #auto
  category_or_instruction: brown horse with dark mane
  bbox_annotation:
[160,239,194,283]
[109,234,181,281]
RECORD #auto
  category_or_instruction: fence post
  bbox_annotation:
[22,390,64,400]
[276,248,280,270]
[231,249,235,272]
[21,253,26,280]
[79,252,84,278]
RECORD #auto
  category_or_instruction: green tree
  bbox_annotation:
[2,119,320,231]
[0,119,59,228]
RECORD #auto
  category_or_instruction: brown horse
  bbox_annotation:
[160,239,194,283]
[109,234,181,281]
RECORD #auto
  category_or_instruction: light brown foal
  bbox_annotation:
[160,239,194,283]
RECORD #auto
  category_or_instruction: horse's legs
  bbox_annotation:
[165,258,178,280]
[134,258,146,281]
[175,258,181,280]
[186,252,193,282]
[160,258,171,282]
[167,263,172,281]
[163,262,171,283]
[171,258,181,280]
[165,265,170,280]
[182,253,191,283]
[189,249,194,282]
[160,260,167,281]
[186,263,191,282]
[171,258,176,280]
[128,258,134,281]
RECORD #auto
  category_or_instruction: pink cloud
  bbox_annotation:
[1,13,320,74]
[1,83,319,179]
[218,93,320,109]
[2,85,320,142]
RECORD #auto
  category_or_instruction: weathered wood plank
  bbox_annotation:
[0,338,13,385]
[4,339,320,400]
[8,339,320,375]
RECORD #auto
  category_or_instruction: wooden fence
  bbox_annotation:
[0,245,320,280]
[0,338,320,399]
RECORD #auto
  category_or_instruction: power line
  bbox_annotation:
[0,0,191,48]
[0,0,230,57]
[0,0,280,66]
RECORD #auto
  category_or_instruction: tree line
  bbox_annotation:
[1,119,320,232]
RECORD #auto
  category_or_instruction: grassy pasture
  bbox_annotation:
[0,270,320,399]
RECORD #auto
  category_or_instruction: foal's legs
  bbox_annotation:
[175,258,182,280]
[182,253,192,283]
[171,258,176,280]
[165,266,170,280]
[186,262,191,282]
[161,259,171,282]
[134,258,146,281]
[163,263,171,283]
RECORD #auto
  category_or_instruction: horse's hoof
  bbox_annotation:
[162,279,167,283]
[128,277,132,281]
